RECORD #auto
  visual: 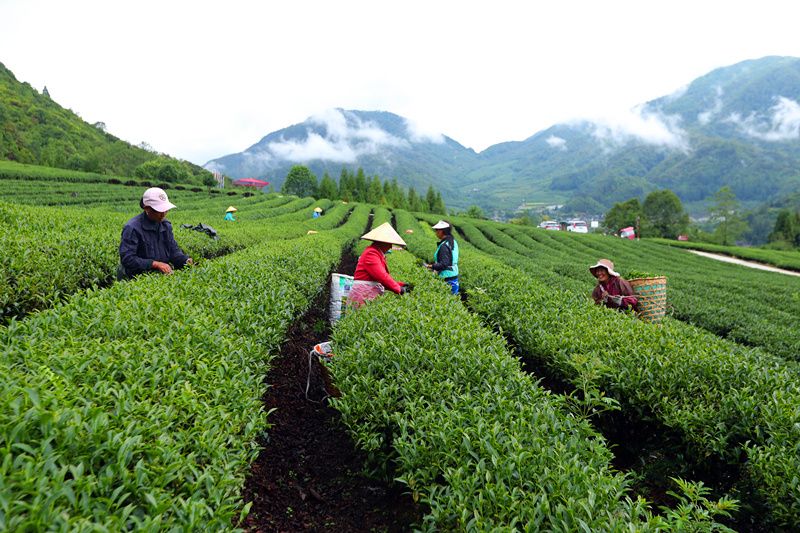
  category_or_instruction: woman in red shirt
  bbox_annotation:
[590,259,638,311]
[350,222,409,308]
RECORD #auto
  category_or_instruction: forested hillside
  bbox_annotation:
[0,62,211,184]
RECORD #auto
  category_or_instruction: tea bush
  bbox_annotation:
[0,206,370,530]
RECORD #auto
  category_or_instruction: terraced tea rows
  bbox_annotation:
[402,213,800,527]
[2,169,798,529]
[0,199,370,529]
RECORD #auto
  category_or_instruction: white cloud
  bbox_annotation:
[309,108,351,139]
[545,135,567,150]
[204,161,224,173]
[404,118,445,144]
[204,150,274,175]
[727,96,800,141]
[264,108,410,163]
[589,105,689,151]
[268,133,359,163]
[698,86,724,125]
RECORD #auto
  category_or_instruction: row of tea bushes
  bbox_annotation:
[0,160,224,193]
[0,206,370,530]
[0,188,293,321]
[0,160,139,185]
[330,251,649,530]
[0,195,343,323]
[329,212,736,530]
[511,223,800,361]
[0,177,254,208]
[0,201,128,321]
[444,220,800,527]
[0,179,144,206]
[449,217,800,363]
[544,227,800,352]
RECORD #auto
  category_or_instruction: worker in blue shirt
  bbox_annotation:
[425,220,459,295]
[224,206,237,221]
[118,187,193,279]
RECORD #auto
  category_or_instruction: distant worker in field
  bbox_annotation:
[350,222,410,307]
[117,187,193,280]
[590,259,638,311]
[224,206,237,221]
[425,220,460,295]
[312,206,323,218]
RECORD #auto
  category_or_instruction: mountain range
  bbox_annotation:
[206,56,800,214]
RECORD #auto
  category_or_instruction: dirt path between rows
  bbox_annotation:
[240,215,424,532]
[239,261,422,532]
[688,250,800,277]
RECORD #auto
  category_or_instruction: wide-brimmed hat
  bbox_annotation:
[226,206,238,213]
[431,220,451,230]
[142,187,176,212]
[314,207,323,213]
[361,222,407,246]
[589,259,619,277]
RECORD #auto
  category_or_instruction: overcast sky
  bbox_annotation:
[2,0,799,166]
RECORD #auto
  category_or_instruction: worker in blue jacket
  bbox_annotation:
[425,220,459,295]
[118,187,193,279]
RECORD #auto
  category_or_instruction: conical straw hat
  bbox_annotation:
[360,222,407,246]
[313,207,323,213]
[226,206,238,212]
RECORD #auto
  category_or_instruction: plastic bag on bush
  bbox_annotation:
[180,223,219,240]
[329,273,354,325]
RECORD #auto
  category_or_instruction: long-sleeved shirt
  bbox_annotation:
[119,212,190,277]
[353,244,404,294]
[431,235,458,278]
[592,276,638,310]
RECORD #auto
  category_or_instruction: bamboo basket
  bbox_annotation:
[629,276,667,324]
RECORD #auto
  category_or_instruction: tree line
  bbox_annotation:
[603,187,748,244]
[134,157,216,187]
[281,165,447,214]
[768,209,800,249]
[603,186,800,249]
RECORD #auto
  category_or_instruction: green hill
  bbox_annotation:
[0,61,210,183]
[463,56,800,212]
[206,109,479,199]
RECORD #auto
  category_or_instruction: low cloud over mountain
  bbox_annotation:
[727,96,800,141]
[588,105,689,152]
[207,109,448,174]
[206,109,473,196]
[207,56,800,212]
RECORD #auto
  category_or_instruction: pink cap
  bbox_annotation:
[142,187,176,212]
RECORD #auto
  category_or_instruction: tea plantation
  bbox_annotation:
[2,167,799,530]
